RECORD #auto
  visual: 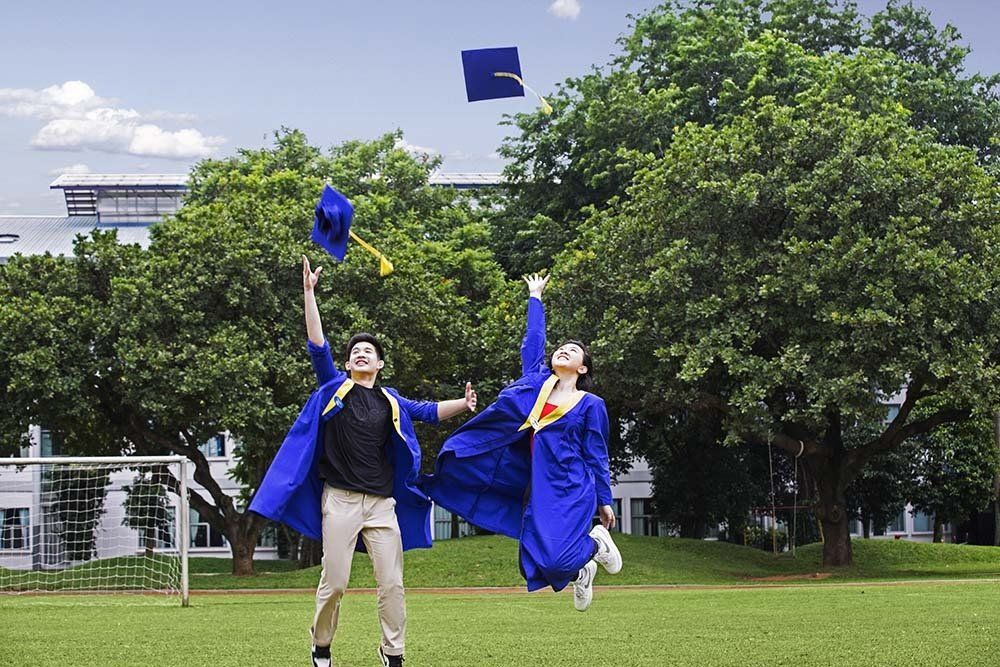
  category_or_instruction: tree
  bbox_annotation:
[46,466,110,563]
[642,411,772,539]
[0,129,507,574]
[497,0,998,280]
[846,448,910,539]
[122,469,173,557]
[494,0,1000,566]
[906,415,1000,542]
[557,78,999,566]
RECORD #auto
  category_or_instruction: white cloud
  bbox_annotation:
[0,81,223,160]
[50,163,92,176]
[143,110,200,123]
[128,125,225,159]
[0,81,110,119]
[394,138,438,156]
[549,0,581,20]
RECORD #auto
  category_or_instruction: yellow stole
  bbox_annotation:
[517,375,588,433]
[321,378,403,438]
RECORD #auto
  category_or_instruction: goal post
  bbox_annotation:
[0,455,190,606]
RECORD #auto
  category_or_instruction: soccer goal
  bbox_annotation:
[0,456,190,606]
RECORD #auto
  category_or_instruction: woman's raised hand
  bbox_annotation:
[522,272,550,298]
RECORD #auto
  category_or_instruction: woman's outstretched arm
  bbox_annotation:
[520,272,550,375]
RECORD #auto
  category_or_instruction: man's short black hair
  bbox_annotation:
[345,332,384,362]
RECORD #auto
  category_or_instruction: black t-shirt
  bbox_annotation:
[318,383,394,497]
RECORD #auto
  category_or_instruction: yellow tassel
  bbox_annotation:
[348,230,394,277]
[493,71,553,115]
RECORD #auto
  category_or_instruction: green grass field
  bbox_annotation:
[3,536,999,665]
[2,583,998,666]
[3,535,1000,592]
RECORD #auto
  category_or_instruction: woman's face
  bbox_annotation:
[551,342,587,376]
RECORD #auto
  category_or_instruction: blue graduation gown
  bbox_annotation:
[249,339,438,551]
[420,297,613,591]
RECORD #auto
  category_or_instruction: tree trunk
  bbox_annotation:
[451,511,460,539]
[284,527,300,563]
[679,519,707,539]
[231,538,256,576]
[993,413,1000,546]
[144,529,154,558]
[299,537,322,568]
[813,465,852,566]
[861,513,871,539]
[727,515,748,545]
[933,515,944,543]
[994,498,1000,548]
[225,512,265,576]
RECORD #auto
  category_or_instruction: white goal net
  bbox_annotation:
[0,456,189,605]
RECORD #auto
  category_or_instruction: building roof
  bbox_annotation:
[0,216,150,263]
[47,172,500,194]
[50,174,189,190]
[428,172,503,188]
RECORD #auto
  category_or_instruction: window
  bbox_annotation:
[40,429,61,457]
[189,509,226,548]
[888,510,907,533]
[592,499,623,533]
[1,508,30,550]
[149,507,176,550]
[433,505,471,540]
[912,511,934,533]
[199,435,226,458]
[630,498,659,537]
[257,525,277,548]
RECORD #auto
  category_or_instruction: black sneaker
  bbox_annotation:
[312,644,331,667]
[377,645,404,667]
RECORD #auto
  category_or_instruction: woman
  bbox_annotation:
[420,273,621,611]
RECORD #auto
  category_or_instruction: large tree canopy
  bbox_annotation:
[0,130,508,573]
[494,0,1000,278]
[496,0,1000,565]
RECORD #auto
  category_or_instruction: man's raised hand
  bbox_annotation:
[303,255,323,292]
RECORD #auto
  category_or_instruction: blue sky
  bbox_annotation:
[1,0,997,215]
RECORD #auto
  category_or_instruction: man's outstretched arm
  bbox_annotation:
[303,254,325,346]
[303,254,338,386]
[437,382,478,421]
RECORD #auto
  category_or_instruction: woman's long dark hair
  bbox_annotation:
[551,339,594,392]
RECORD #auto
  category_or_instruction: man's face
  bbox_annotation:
[551,342,587,375]
[346,342,384,374]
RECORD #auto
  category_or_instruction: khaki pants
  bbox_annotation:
[312,485,405,656]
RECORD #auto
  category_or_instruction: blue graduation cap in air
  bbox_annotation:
[311,185,354,261]
[461,46,553,114]
[311,185,393,276]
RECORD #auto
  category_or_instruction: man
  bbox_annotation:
[250,256,476,667]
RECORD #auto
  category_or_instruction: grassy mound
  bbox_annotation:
[183,534,1000,589]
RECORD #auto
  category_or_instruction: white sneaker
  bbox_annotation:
[311,645,331,667]
[572,560,597,612]
[590,524,622,574]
